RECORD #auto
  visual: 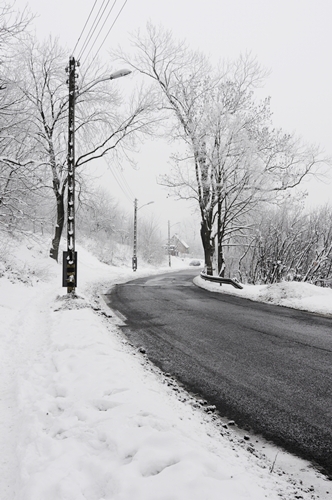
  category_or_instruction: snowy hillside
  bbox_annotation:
[0,234,330,499]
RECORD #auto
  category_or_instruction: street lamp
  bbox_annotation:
[132,198,154,271]
[78,69,132,94]
[62,56,131,293]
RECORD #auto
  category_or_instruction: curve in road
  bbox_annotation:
[104,269,332,477]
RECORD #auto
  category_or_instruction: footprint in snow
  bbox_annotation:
[92,399,121,412]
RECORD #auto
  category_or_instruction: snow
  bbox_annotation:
[0,235,331,499]
[194,276,332,317]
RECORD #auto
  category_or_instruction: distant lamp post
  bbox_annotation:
[168,220,180,267]
[62,58,131,293]
[132,198,154,271]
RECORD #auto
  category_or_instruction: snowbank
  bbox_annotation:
[194,276,332,316]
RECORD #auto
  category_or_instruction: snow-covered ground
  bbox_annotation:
[0,235,331,499]
[194,275,332,317]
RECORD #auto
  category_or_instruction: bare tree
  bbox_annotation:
[239,202,332,286]
[301,205,332,285]
[0,3,41,232]
[0,2,31,56]
[117,23,330,275]
[10,37,157,261]
[76,187,120,238]
[138,213,164,265]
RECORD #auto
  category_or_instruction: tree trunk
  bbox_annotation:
[218,241,225,276]
[217,199,225,276]
[49,189,65,262]
[200,219,214,275]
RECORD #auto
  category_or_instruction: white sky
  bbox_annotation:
[15,0,332,227]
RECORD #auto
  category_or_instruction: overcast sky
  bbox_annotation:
[15,0,332,227]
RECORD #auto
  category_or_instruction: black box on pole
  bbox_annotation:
[62,251,77,287]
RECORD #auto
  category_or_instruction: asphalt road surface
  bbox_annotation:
[104,269,332,476]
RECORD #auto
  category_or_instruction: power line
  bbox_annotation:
[80,0,118,63]
[106,160,135,204]
[77,0,112,61]
[86,0,128,67]
[116,168,135,201]
[73,0,102,59]
[119,167,135,200]
[71,1,134,203]
[72,0,98,57]
[73,0,128,66]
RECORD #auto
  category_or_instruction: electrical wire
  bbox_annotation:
[111,170,134,204]
[85,0,128,67]
[72,0,98,57]
[72,0,128,74]
[120,169,136,200]
[73,1,101,59]
[106,160,135,205]
[71,0,134,204]
[117,168,136,201]
[80,0,118,63]
[77,0,112,61]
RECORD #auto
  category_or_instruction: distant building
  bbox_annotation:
[170,234,189,255]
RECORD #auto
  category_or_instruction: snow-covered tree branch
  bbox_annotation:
[117,23,331,275]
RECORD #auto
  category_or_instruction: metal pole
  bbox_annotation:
[132,198,138,271]
[168,220,171,267]
[65,56,77,293]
